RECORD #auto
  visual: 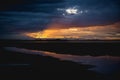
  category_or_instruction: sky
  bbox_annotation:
[0,0,120,40]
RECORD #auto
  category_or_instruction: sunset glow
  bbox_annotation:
[25,22,120,40]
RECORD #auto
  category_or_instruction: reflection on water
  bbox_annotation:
[5,47,120,74]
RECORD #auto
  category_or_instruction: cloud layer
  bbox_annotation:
[0,0,120,39]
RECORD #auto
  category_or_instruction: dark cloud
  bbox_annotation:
[0,0,120,39]
[0,0,65,6]
[0,0,65,11]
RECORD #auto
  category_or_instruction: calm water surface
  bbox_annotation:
[5,47,120,74]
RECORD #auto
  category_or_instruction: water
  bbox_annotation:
[4,47,120,74]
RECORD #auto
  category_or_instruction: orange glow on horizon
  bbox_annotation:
[25,22,120,40]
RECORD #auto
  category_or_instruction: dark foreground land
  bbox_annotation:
[0,48,120,80]
[0,40,120,56]
[0,40,120,79]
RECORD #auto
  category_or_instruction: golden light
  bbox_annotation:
[25,22,120,40]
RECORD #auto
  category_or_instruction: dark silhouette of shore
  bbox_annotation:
[0,48,120,80]
[0,49,111,79]
[0,40,120,56]
[0,40,120,80]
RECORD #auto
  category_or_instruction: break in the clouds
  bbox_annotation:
[0,0,120,39]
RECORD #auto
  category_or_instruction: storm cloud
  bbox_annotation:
[0,0,120,39]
